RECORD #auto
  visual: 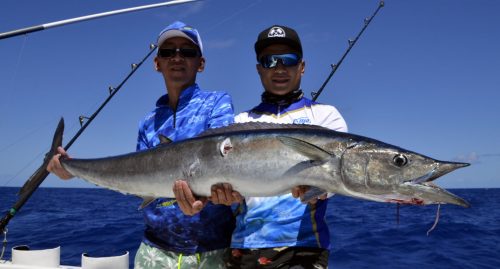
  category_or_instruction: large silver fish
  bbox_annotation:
[49,118,469,208]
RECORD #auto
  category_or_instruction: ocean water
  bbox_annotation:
[0,187,499,268]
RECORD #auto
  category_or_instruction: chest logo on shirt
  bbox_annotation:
[293,117,311,124]
[187,115,206,125]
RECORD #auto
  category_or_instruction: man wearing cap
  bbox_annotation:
[228,24,348,269]
[174,24,347,268]
[47,21,236,268]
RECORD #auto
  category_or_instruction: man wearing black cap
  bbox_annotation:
[227,25,348,268]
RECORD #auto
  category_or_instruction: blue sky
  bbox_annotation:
[0,0,499,190]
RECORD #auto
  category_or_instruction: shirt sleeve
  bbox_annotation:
[318,104,348,132]
[208,93,235,129]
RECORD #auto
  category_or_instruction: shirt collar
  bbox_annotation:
[252,96,308,114]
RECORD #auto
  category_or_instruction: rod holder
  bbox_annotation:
[11,245,60,267]
[82,251,129,269]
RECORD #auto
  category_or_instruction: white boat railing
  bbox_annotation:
[0,246,128,269]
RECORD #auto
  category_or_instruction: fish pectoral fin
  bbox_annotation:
[277,136,332,162]
[158,134,173,144]
[138,196,157,210]
[301,186,328,203]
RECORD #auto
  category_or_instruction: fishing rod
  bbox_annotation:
[0,44,158,235]
[0,0,198,40]
[311,0,384,101]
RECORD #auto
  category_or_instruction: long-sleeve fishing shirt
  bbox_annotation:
[232,96,348,250]
[137,83,235,254]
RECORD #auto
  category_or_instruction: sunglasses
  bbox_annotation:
[158,48,200,58]
[259,53,301,68]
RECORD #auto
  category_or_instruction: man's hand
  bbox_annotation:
[291,185,327,205]
[173,180,207,216]
[46,146,74,180]
[210,183,243,205]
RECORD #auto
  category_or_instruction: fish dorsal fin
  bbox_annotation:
[158,134,172,144]
[197,122,331,138]
[277,136,332,162]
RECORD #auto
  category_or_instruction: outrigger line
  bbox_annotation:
[0,0,199,40]
[311,1,384,101]
[0,44,158,233]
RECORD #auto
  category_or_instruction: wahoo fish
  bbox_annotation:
[48,118,470,208]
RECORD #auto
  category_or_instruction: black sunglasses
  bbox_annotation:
[259,53,301,68]
[158,48,200,58]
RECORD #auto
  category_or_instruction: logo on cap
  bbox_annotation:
[268,27,285,38]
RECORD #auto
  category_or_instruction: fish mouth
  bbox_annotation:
[398,160,470,207]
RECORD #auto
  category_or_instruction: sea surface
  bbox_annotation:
[0,187,498,268]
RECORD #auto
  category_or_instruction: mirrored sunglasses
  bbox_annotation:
[158,48,200,58]
[259,53,301,68]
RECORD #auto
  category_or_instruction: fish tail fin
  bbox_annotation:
[18,118,64,196]
[48,117,65,156]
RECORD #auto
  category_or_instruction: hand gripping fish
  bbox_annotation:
[46,118,470,208]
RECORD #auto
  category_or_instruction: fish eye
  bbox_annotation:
[393,154,408,167]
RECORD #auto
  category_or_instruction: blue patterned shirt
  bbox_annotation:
[137,83,235,254]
